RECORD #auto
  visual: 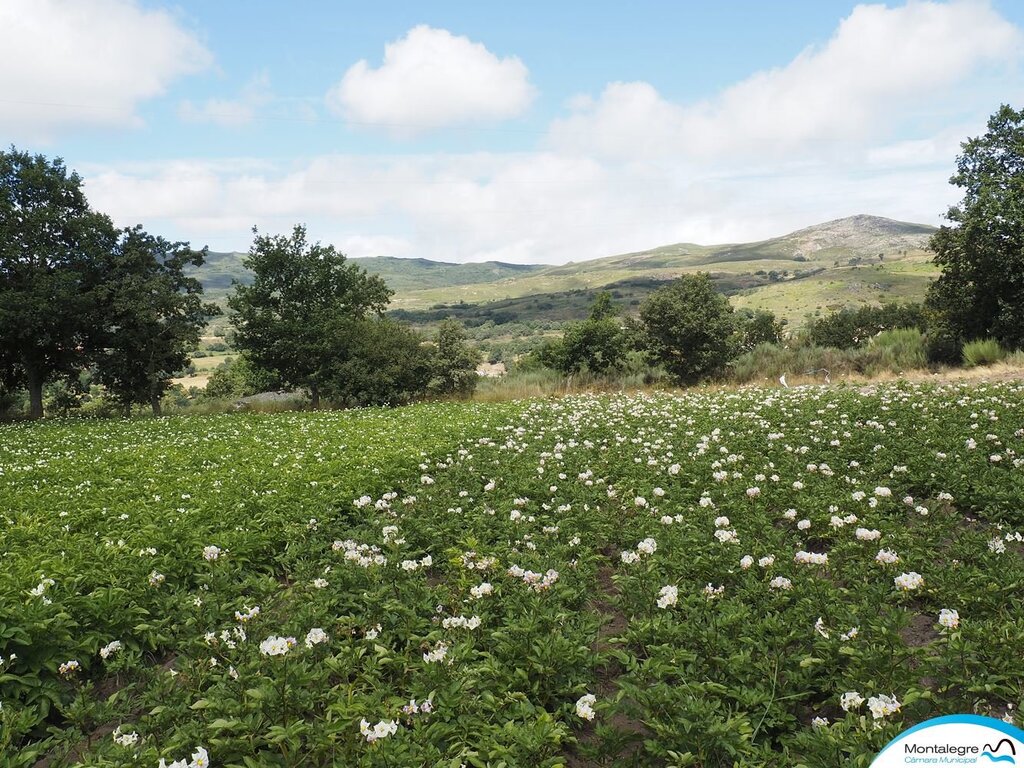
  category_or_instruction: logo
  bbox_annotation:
[870,715,1024,766]
[982,739,1017,764]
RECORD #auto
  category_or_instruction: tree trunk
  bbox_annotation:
[310,383,320,410]
[150,393,162,416]
[26,366,44,420]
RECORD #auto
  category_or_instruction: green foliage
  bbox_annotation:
[228,225,393,407]
[0,147,116,418]
[90,226,220,415]
[203,354,282,400]
[734,309,784,352]
[807,303,926,349]
[558,293,629,375]
[728,331,928,384]
[4,384,1024,764]
[962,338,1006,368]
[639,273,735,383]
[321,317,432,407]
[428,319,481,398]
[927,105,1024,351]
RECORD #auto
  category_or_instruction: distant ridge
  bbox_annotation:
[192,214,939,324]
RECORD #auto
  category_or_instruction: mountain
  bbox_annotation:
[192,215,938,328]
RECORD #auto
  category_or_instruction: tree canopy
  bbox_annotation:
[639,273,735,384]
[90,226,220,414]
[927,104,1024,352]
[228,225,393,408]
[0,147,115,417]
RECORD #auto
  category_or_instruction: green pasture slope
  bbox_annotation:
[3,382,1024,767]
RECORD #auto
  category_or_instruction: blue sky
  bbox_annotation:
[2,0,1023,263]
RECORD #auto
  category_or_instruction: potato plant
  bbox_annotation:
[1,382,1023,767]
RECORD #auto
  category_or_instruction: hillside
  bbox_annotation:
[192,215,938,329]
[194,251,545,303]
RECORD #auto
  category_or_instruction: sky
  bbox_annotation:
[2,0,1023,264]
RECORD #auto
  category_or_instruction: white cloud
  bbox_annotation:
[326,25,535,135]
[0,0,212,142]
[550,0,1021,161]
[179,72,272,127]
[72,2,1021,265]
[82,145,958,265]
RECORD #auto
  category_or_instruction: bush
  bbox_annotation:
[864,328,927,372]
[321,318,432,407]
[962,338,1006,368]
[807,303,927,349]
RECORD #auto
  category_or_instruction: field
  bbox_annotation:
[2,382,1024,767]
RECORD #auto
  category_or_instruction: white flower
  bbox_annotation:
[112,726,139,747]
[875,549,900,565]
[304,628,329,648]
[634,496,648,508]
[360,718,399,742]
[620,551,640,564]
[656,585,678,609]
[769,576,792,591]
[894,572,924,591]
[814,617,829,638]
[714,529,738,543]
[796,519,811,531]
[703,583,725,599]
[714,516,731,528]
[989,538,1007,554]
[867,694,901,719]
[840,627,859,641]
[794,551,828,566]
[874,486,892,498]
[259,635,296,656]
[938,609,960,630]
[812,716,829,728]
[99,640,122,659]
[746,487,761,498]
[148,571,165,586]
[739,555,754,570]
[234,605,261,623]
[423,642,449,663]
[470,582,493,599]
[202,545,222,561]
[59,660,80,676]
[575,693,597,721]
[758,555,776,568]
[312,578,329,589]
[365,624,381,640]
[840,691,865,712]
[636,537,657,555]
[855,528,881,541]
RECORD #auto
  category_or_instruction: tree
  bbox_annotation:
[0,148,116,418]
[639,273,735,384]
[926,105,1024,352]
[228,225,393,408]
[558,291,628,374]
[91,226,220,415]
[734,309,784,352]
[321,318,432,407]
[428,318,481,398]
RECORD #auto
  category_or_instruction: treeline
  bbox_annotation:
[0,149,217,418]
[0,149,479,419]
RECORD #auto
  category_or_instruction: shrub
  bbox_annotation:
[962,338,1006,368]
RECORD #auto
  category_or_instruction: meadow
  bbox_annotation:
[2,382,1023,767]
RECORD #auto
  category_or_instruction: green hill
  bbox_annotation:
[191,215,938,330]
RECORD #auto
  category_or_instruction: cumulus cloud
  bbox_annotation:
[550,0,1021,161]
[179,72,273,127]
[326,25,535,135]
[0,0,212,141]
[74,2,1021,265]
